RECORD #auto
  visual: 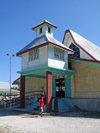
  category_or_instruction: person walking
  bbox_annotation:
[39,95,44,117]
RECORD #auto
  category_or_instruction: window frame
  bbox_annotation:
[48,27,51,33]
[39,27,42,34]
[69,43,80,58]
[54,47,65,61]
[28,51,33,62]
[33,48,39,60]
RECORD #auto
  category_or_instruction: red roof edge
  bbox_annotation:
[62,30,97,61]
[32,21,57,30]
[16,42,49,56]
[16,42,74,56]
[12,77,20,85]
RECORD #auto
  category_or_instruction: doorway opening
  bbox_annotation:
[56,78,65,97]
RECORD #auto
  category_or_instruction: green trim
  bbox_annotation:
[69,59,100,67]
[18,65,75,76]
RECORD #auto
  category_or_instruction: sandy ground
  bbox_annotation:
[0,109,100,133]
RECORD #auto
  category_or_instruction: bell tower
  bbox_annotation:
[32,20,57,38]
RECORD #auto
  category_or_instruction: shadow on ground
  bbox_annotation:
[53,109,100,119]
[0,108,100,119]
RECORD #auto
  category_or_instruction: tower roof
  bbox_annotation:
[32,20,57,30]
[16,34,73,56]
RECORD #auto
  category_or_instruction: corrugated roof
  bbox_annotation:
[65,30,100,61]
[17,34,73,56]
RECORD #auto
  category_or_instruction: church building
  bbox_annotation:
[16,20,100,112]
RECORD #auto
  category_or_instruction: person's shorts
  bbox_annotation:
[40,107,44,112]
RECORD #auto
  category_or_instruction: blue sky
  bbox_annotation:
[0,0,100,83]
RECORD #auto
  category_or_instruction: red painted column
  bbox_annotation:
[46,71,52,112]
[20,76,25,108]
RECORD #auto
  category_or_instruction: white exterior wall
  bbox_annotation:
[22,53,28,70]
[48,45,68,69]
[22,46,48,70]
[36,24,53,38]
[64,33,92,60]
[36,26,46,38]
[22,45,68,71]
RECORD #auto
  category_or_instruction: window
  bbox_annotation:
[54,48,64,61]
[68,62,72,70]
[39,28,42,34]
[69,43,80,58]
[60,50,64,60]
[54,48,59,59]
[29,51,33,61]
[34,48,39,60]
[48,27,51,33]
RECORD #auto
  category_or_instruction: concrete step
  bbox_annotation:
[52,98,75,112]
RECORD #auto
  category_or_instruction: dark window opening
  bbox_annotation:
[48,27,51,33]
[40,28,42,34]
[56,78,65,97]
[68,62,72,70]
[69,43,80,58]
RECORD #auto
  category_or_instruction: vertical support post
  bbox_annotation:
[20,76,25,108]
[52,79,56,97]
[46,71,52,112]
[65,75,71,98]
[10,56,11,98]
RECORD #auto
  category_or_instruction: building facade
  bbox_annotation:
[16,20,100,112]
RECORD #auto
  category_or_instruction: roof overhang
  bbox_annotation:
[12,77,20,85]
[16,42,74,56]
[32,21,57,31]
[18,66,75,76]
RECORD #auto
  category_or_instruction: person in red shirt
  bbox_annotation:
[39,95,44,117]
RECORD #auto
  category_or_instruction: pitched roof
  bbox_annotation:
[63,30,100,61]
[32,20,57,30]
[12,77,20,85]
[17,34,73,56]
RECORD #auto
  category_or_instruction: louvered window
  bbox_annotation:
[54,48,64,61]
[34,48,39,60]
[29,51,33,61]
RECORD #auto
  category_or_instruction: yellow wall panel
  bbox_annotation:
[71,63,100,98]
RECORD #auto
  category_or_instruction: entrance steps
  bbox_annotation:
[26,96,46,112]
[26,96,39,111]
[52,98,75,112]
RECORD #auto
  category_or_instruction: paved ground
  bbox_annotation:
[0,109,100,133]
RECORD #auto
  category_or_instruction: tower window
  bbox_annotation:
[39,28,42,34]
[48,27,51,33]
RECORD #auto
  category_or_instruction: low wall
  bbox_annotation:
[71,98,100,112]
